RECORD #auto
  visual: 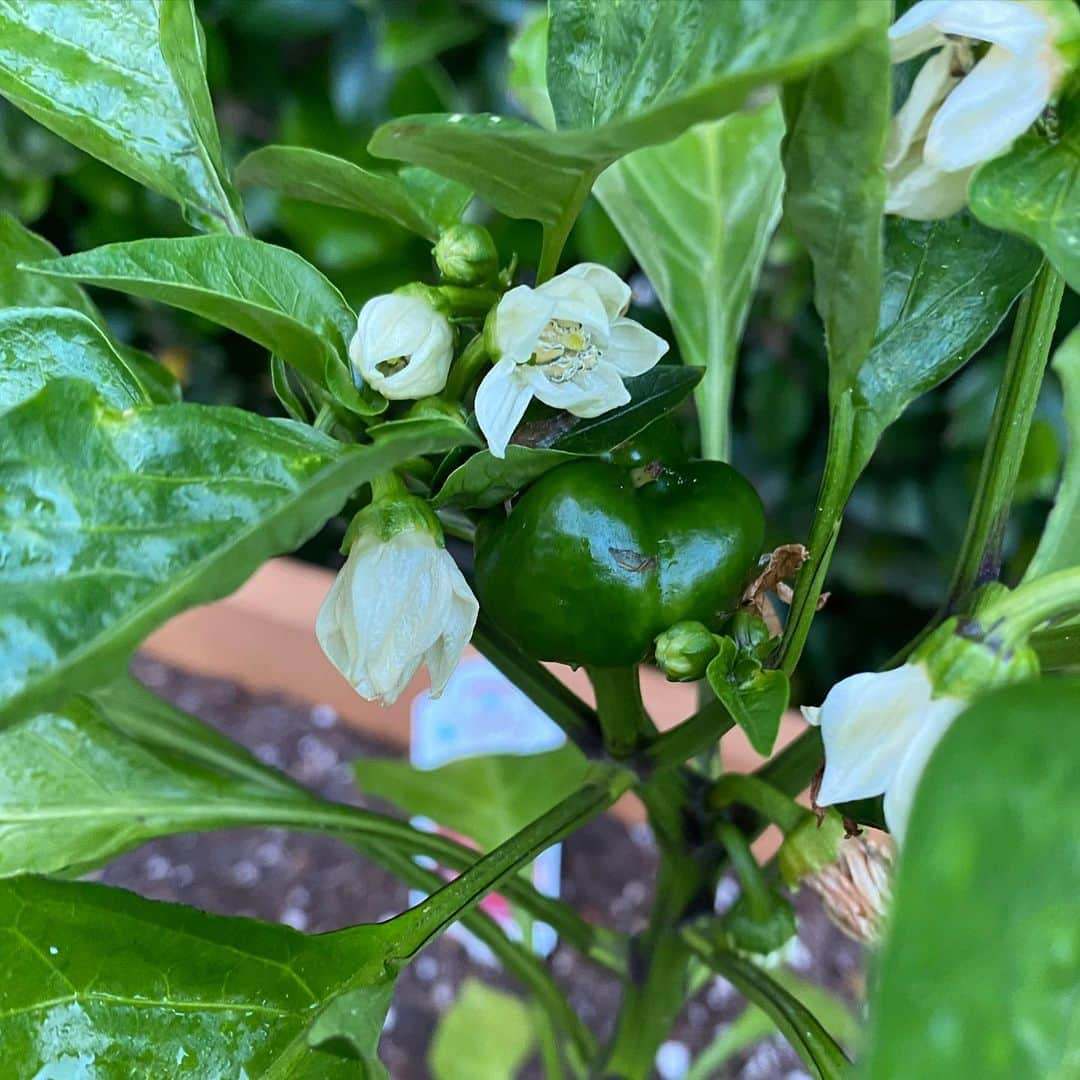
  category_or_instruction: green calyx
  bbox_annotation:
[655,620,720,681]
[777,809,845,889]
[434,224,499,286]
[343,474,442,551]
[474,458,765,667]
[393,281,453,316]
[915,616,1040,701]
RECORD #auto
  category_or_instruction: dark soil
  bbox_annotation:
[102,657,863,1079]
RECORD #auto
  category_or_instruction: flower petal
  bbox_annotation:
[424,551,480,696]
[925,45,1053,170]
[885,46,961,168]
[493,285,555,362]
[475,356,535,458]
[606,317,669,377]
[534,273,612,337]
[883,696,966,843]
[817,664,936,806]
[531,361,630,418]
[557,263,633,319]
[888,0,952,61]
[885,152,973,220]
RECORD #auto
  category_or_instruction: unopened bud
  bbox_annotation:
[434,224,499,286]
[654,620,720,681]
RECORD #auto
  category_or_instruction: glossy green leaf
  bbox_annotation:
[429,979,535,1080]
[969,95,1080,293]
[781,0,890,399]
[706,640,789,757]
[0,306,145,413]
[552,365,704,455]
[0,873,397,1076]
[431,446,579,509]
[237,145,470,241]
[547,0,861,157]
[0,212,100,318]
[27,236,356,383]
[865,680,1080,1078]
[0,380,471,725]
[595,104,784,460]
[1023,328,1080,579]
[849,213,1042,478]
[371,3,864,230]
[355,745,587,852]
[0,0,244,233]
[117,343,183,404]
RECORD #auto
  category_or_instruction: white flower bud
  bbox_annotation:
[475,263,669,458]
[316,498,478,705]
[349,293,453,399]
[885,0,1078,220]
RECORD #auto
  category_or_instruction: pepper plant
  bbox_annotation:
[1,0,1079,1077]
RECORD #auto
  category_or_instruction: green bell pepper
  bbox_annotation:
[474,456,765,667]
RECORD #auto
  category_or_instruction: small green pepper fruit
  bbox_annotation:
[434,224,499,286]
[474,458,765,667]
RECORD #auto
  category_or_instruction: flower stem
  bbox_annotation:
[586,666,655,759]
[709,773,807,834]
[443,333,489,402]
[977,566,1080,648]
[944,261,1064,611]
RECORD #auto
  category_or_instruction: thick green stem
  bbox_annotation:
[640,699,734,774]
[715,822,773,915]
[777,391,855,675]
[587,666,655,759]
[1030,624,1080,670]
[945,261,1064,611]
[536,170,600,284]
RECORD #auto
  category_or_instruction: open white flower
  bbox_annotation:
[350,292,454,399]
[886,0,1075,219]
[803,663,966,843]
[475,263,668,457]
[316,502,478,705]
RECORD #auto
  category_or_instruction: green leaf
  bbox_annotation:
[0,380,471,725]
[595,104,784,460]
[865,680,1080,1078]
[969,96,1080,293]
[236,145,471,241]
[355,745,587,852]
[0,212,100,318]
[370,3,865,231]
[117,343,183,404]
[0,306,146,413]
[431,446,579,509]
[706,640,789,757]
[429,979,535,1080]
[781,0,890,400]
[0,873,397,1076]
[26,236,356,384]
[849,213,1042,478]
[552,365,704,455]
[1025,328,1080,580]
[0,0,244,233]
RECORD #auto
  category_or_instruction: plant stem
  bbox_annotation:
[640,698,734,774]
[472,614,606,758]
[944,261,1064,611]
[587,666,655,759]
[390,768,631,957]
[1030,624,1080,670]
[977,565,1080,647]
[443,332,489,401]
[776,391,855,675]
[536,170,600,284]
[710,773,807,833]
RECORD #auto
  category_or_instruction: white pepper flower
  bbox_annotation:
[802,664,966,844]
[475,263,668,458]
[350,292,453,399]
[316,495,477,705]
[885,0,1077,219]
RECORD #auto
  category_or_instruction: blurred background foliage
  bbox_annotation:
[2,0,1075,700]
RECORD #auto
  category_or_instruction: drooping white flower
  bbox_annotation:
[475,263,668,458]
[316,499,478,705]
[350,292,454,399]
[802,663,966,843]
[885,0,1076,219]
